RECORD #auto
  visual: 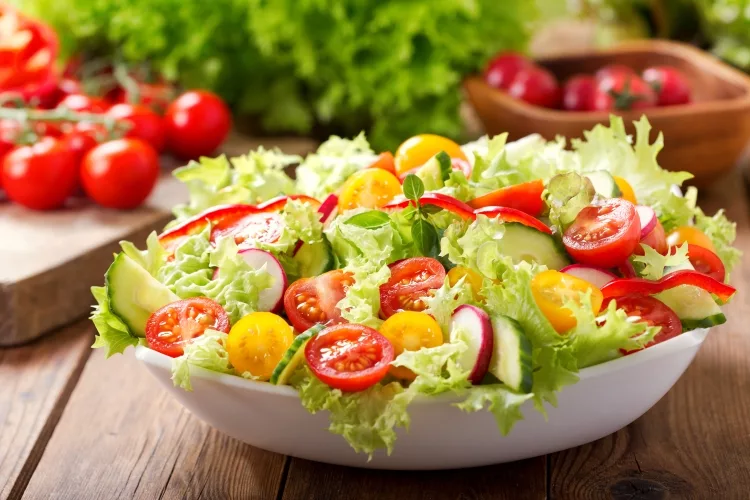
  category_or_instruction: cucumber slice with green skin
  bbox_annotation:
[488,315,533,394]
[271,324,325,385]
[585,171,621,198]
[106,253,179,337]
[657,260,726,330]
[476,222,570,271]
[294,240,334,278]
[415,153,450,191]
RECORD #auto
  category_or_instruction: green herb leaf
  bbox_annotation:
[403,174,425,201]
[435,151,452,181]
[345,210,392,229]
[412,219,439,257]
[422,204,444,215]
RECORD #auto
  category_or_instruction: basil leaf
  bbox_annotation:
[421,204,443,215]
[435,151,452,182]
[402,205,417,221]
[403,174,424,201]
[412,219,439,258]
[346,210,392,229]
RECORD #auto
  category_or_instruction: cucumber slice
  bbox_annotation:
[105,253,179,336]
[294,240,334,278]
[415,152,451,191]
[477,222,570,271]
[585,171,621,198]
[658,260,726,330]
[271,324,325,385]
[489,315,533,393]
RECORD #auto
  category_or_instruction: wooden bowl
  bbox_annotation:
[464,40,750,187]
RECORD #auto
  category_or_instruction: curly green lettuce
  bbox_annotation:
[172,329,233,391]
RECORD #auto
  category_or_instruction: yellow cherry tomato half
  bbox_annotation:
[394,134,468,176]
[666,226,715,252]
[447,266,484,300]
[378,311,443,380]
[613,176,637,204]
[531,270,603,334]
[226,312,294,380]
[337,168,402,212]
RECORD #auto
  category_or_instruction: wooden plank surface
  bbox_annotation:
[0,321,92,500]
[548,170,750,499]
[21,338,288,500]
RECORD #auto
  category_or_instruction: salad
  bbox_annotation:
[90,116,740,457]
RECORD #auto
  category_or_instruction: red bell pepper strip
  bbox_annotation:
[601,270,736,304]
[384,192,476,220]
[474,206,552,234]
[468,179,545,216]
[256,194,320,212]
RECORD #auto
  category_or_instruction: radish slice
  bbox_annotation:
[215,249,287,312]
[636,205,657,238]
[561,264,617,288]
[292,194,339,256]
[450,305,494,385]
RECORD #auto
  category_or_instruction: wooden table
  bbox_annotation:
[1,170,748,500]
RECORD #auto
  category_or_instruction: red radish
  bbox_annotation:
[560,264,617,289]
[617,260,637,279]
[450,305,494,385]
[636,205,657,238]
[318,194,339,224]
[214,249,287,312]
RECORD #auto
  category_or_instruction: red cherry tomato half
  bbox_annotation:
[484,52,531,90]
[380,257,446,318]
[210,212,284,250]
[284,270,354,332]
[305,323,394,392]
[474,206,552,234]
[562,75,596,111]
[642,66,692,106]
[165,90,231,160]
[468,179,545,216]
[563,198,641,268]
[145,297,230,357]
[80,138,160,210]
[57,93,108,113]
[687,244,726,282]
[592,74,657,111]
[507,65,560,108]
[107,103,166,152]
[603,294,682,355]
[2,137,78,210]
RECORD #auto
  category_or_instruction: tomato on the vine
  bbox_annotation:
[2,137,78,210]
[164,90,231,160]
[642,66,691,106]
[305,323,394,392]
[380,257,445,318]
[563,198,641,268]
[507,66,560,108]
[61,128,98,163]
[592,74,656,111]
[284,270,354,332]
[602,294,682,354]
[107,103,166,152]
[146,297,230,358]
[57,93,108,113]
[484,52,531,90]
[80,138,159,209]
[562,75,596,111]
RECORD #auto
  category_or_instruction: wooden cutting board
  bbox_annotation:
[0,134,317,347]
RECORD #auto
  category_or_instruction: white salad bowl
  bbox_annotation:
[135,327,709,470]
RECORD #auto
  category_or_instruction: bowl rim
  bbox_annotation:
[135,327,709,404]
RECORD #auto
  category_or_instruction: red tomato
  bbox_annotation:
[51,77,82,106]
[305,323,394,392]
[0,119,20,162]
[284,270,354,332]
[474,206,552,234]
[61,129,98,163]
[107,103,166,152]
[595,64,636,88]
[602,294,682,355]
[484,52,531,90]
[642,66,692,106]
[562,75,596,111]
[2,137,77,210]
[592,74,657,111]
[164,90,231,160]
[507,66,560,108]
[468,179,545,216]
[145,297,230,357]
[115,81,175,114]
[563,198,641,268]
[380,257,445,318]
[367,151,397,176]
[210,212,283,249]
[57,93,108,113]
[687,244,725,282]
[80,138,159,209]
[636,220,667,255]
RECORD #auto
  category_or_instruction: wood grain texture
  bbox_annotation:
[22,344,288,500]
[549,171,750,499]
[0,321,92,500]
[280,457,546,500]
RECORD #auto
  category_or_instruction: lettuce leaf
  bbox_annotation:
[632,243,689,280]
[530,344,578,414]
[422,276,474,333]
[90,286,139,357]
[440,215,505,270]
[171,329,233,391]
[336,264,391,329]
[454,386,532,435]
[544,172,595,231]
[253,199,324,255]
[695,207,742,277]
[391,335,472,396]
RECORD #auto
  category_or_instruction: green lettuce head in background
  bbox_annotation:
[18,0,536,150]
